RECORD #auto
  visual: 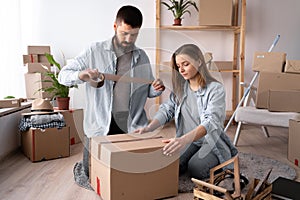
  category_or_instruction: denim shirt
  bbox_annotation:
[58,37,162,137]
[154,81,238,165]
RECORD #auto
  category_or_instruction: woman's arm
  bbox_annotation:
[134,118,162,134]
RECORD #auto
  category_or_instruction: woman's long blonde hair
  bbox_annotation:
[171,44,218,103]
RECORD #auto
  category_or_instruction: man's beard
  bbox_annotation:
[114,34,134,54]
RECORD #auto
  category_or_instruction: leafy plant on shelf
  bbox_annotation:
[161,0,198,25]
[39,53,77,98]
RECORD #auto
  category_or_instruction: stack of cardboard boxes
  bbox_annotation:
[21,46,85,162]
[23,46,53,99]
[253,51,300,168]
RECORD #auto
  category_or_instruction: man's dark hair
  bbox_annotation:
[115,5,143,28]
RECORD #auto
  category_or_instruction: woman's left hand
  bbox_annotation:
[162,137,188,156]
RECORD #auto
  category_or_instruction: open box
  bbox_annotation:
[90,133,179,200]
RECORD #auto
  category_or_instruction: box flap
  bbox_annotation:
[91,134,178,173]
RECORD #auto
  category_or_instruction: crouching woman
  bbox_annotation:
[135,44,238,179]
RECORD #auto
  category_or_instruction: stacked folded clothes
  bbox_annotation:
[19,113,66,132]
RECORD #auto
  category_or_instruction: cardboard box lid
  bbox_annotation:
[268,89,300,112]
[91,134,178,173]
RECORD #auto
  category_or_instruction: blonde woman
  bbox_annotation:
[135,44,237,179]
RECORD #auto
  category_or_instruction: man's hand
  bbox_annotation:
[152,78,165,91]
[78,68,100,82]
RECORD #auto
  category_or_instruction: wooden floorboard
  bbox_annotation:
[0,123,299,200]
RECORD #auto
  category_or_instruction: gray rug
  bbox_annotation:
[73,152,297,193]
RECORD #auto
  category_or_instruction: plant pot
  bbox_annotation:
[173,18,182,26]
[56,97,70,110]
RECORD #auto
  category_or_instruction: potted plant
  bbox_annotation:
[39,53,77,110]
[161,0,198,26]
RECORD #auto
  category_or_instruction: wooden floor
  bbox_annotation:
[0,123,299,200]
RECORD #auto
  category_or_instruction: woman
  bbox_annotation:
[135,44,238,179]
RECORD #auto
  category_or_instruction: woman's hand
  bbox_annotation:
[162,137,188,156]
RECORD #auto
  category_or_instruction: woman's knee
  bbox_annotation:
[187,160,210,179]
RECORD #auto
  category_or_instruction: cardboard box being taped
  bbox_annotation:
[252,52,286,73]
[284,60,300,74]
[90,134,179,200]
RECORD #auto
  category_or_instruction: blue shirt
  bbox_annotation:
[154,81,238,165]
[58,37,162,137]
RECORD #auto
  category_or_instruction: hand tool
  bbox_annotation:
[89,73,153,88]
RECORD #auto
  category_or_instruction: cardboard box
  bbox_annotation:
[24,73,54,99]
[26,63,51,73]
[252,52,286,73]
[55,109,84,145]
[21,127,70,162]
[199,0,233,26]
[38,55,49,63]
[256,72,300,109]
[284,60,300,74]
[27,46,51,54]
[288,119,300,168]
[23,54,38,64]
[268,90,300,112]
[0,99,21,108]
[90,134,179,200]
[214,61,233,70]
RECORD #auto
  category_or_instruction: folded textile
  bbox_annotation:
[19,113,66,132]
[30,113,64,125]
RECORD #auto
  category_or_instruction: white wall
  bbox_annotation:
[20,0,300,109]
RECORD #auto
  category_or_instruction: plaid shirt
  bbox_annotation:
[19,113,66,132]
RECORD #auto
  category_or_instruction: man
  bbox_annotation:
[58,5,165,188]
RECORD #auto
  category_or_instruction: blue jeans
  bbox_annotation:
[180,143,219,180]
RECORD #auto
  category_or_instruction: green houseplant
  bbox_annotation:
[39,53,77,110]
[161,0,198,26]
